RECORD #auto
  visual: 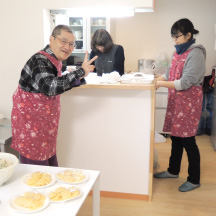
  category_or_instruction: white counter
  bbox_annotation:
[57,82,155,200]
[0,164,100,216]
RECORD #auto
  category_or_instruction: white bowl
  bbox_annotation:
[0,153,19,186]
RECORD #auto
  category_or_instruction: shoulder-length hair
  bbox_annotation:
[91,29,113,53]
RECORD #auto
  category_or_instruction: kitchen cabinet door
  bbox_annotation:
[155,92,168,108]
[69,17,87,53]
[69,17,110,53]
[51,14,110,54]
[155,109,167,134]
[155,87,168,134]
[86,17,110,52]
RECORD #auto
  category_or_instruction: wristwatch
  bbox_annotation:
[76,68,85,78]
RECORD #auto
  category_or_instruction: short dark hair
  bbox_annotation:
[52,25,74,37]
[91,29,113,52]
[171,18,199,40]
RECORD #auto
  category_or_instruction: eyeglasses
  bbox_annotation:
[171,34,183,39]
[53,36,77,48]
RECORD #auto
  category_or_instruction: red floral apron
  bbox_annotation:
[11,51,62,161]
[163,49,203,137]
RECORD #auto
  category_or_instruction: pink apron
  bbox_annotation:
[11,51,62,161]
[163,49,203,137]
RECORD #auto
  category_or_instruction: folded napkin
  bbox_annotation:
[101,71,121,84]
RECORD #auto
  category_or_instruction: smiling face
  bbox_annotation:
[49,30,75,61]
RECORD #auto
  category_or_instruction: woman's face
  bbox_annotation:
[171,32,191,45]
[96,45,104,52]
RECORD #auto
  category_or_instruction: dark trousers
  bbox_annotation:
[19,154,58,167]
[168,136,200,184]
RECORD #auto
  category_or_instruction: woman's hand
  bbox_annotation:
[155,75,166,89]
[155,80,160,90]
[81,51,98,77]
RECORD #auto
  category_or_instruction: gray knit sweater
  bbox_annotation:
[163,44,206,90]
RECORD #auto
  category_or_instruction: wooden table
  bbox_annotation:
[0,164,100,216]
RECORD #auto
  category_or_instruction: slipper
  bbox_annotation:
[154,171,179,178]
[179,181,200,192]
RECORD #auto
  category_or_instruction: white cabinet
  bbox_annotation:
[52,15,110,54]
[71,17,110,53]
[69,17,87,53]
[155,87,168,134]
[86,17,110,52]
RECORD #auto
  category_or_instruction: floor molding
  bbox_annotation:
[89,190,149,200]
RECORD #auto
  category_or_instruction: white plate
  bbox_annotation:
[9,192,49,213]
[46,184,82,203]
[21,171,56,189]
[55,169,89,184]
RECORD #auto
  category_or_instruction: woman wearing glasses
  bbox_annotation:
[11,25,97,166]
[154,18,206,192]
[90,29,125,76]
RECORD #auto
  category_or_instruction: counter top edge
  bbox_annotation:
[78,82,156,90]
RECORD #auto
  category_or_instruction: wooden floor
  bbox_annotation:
[77,134,216,216]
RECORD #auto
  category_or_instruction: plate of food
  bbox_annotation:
[21,171,56,188]
[46,184,82,202]
[56,169,89,184]
[9,191,49,213]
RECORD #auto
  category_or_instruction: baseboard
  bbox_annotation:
[88,190,149,201]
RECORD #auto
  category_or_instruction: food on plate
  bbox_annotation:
[57,169,86,183]
[49,186,80,201]
[14,192,46,210]
[27,172,51,186]
[0,158,11,169]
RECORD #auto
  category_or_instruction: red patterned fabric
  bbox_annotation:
[163,49,203,137]
[11,51,62,160]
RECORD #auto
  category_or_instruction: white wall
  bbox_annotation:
[112,0,216,72]
[0,0,216,118]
